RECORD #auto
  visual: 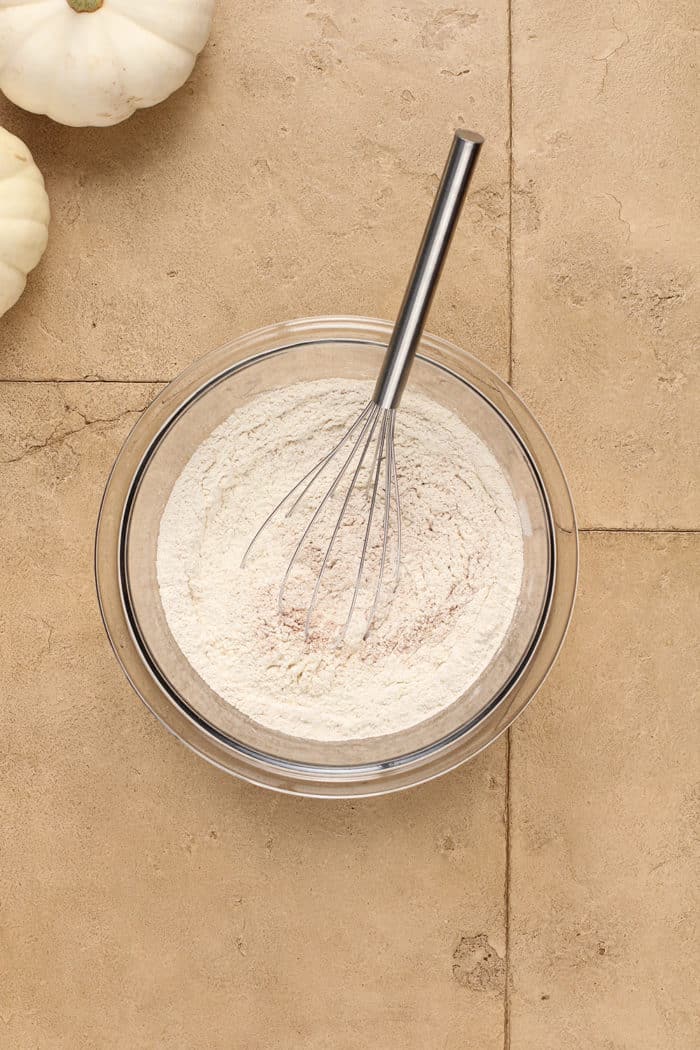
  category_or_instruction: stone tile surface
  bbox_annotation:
[0,1,510,381]
[0,1,697,1046]
[511,0,698,528]
[0,384,508,1049]
[509,532,699,1048]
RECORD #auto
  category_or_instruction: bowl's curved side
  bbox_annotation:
[95,316,577,797]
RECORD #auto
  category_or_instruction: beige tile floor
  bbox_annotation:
[0,3,696,1048]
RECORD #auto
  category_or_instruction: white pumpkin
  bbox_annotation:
[0,0,216,127]
[0,128,50,319]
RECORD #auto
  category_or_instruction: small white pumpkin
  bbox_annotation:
[0,0,216,127]
[0,127,50,319]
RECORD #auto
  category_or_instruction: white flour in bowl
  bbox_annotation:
[156,379,524,741]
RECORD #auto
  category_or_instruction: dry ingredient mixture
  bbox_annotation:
[156,379,524,741]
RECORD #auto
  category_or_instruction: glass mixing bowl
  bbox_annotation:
[95,317,577,797]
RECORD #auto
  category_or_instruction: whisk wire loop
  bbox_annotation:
[285,401,375,519]
[339,410,390,645]
[389,412,402,588]
[240,400,374,569]
[363,409,397,638]
[278,402,379,617]
[242,130,483,643]
[301,405,383,638]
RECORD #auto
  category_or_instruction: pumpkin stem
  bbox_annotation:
[66,0,103,12]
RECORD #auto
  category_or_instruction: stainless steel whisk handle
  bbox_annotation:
[372,130,484,410]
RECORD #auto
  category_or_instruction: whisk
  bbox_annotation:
[242,129,484,643]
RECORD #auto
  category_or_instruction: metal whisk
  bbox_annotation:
[242,130,484,643]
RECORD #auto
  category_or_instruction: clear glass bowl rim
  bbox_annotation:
[95,316,578,798]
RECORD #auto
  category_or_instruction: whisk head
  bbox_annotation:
[241,401,401,645]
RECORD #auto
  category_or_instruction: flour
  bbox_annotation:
[156,379,524,741]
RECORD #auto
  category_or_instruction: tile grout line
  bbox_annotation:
[0,378,169,384]
[504,729,512,1050]
[507,0,514,391]
[504,5,514,1049]
[580,527,700,535]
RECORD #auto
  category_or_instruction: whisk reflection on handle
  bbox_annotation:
[242,130,484,644]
